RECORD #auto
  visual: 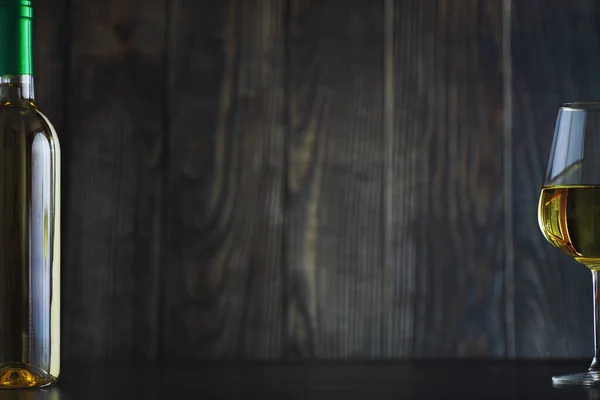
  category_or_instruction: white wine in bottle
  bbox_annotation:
[0,0,60,388]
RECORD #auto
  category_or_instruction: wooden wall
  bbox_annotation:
[31,0,600,361]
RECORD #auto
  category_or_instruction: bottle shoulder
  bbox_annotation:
[0,102,60,145]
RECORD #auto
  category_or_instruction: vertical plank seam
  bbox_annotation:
[231,0,248,358]
[502,0,515,358]
[157,0,172,361]
[62,0,73,362]
[383,0,395,358]
[281,0,292,359]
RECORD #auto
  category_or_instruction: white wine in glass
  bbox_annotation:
[539,102,600,385]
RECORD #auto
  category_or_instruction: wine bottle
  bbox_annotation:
[0,0,60,388]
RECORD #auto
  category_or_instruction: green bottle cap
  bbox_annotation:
[0,0,33,75]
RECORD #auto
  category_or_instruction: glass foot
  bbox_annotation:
[553,371,600,386]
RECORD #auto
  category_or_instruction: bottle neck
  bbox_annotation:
[0,75,35,102]
[0,2,33,76]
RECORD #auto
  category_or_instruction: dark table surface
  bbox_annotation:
[3,360,600,399]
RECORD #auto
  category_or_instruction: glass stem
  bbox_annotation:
[591,270,600,371]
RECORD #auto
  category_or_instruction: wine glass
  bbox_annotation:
[539,102,600,386]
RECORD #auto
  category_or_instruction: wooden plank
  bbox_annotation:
[64,0,166,360]
[391,0,506,357]
[163,0,285,359]
[285,0,385,358]
[511,0,600,357]
[33,0,66,130]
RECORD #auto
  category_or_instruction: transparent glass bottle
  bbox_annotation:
[0,0,60,388]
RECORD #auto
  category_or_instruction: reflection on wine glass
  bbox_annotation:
[539,102,600,385]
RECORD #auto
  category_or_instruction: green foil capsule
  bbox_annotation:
[0,0,33,75]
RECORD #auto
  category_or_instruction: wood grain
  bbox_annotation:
[163,0,285,359]
[64,0,166,360]
[285,0,385,358]
[390,0,506,357]
[33,0,67,131]
[30,0,600,361]
[511,0,600,357]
